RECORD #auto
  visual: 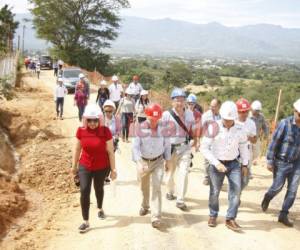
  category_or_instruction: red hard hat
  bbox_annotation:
[144,103,163,120]
[133,75,139,81]
[236,98,251,112]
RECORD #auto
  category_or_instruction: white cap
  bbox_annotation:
[83,104,102,118]
[293,99,300,112]
[57,77,63,82]
[220,101,238,120]
[100,80,107,86]
[79,73,85,79]
[251,100,262,111]
[103,100,116,110]
[140,90,148,96]
[125,88,133,95]
[112,75,118,81]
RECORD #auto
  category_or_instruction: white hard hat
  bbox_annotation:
[140,90,148,96]
[112,75,118,81]
[251,100,262,111]
[100,80,107,86]
[57,77,63,82]
[220,101,238,120]
[293,99,300,113]
[125,88,133,95]
[103,100,116,110]
[79,73,85,79]
[83,104,102,119]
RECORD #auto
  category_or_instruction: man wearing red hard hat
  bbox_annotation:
[132,103,171,229]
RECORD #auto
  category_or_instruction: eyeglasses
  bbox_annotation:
[104,110,113,114]
[87,119,99,123]
[188,103,195,105]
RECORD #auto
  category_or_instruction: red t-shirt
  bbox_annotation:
[76,126,112,171]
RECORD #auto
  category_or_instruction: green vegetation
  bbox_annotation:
[0,76,14,100]
[29,0,129,72]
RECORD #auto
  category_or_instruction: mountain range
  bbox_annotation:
[14,14,300,60]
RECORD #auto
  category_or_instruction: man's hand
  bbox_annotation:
[267,164,274,172]
[215,163,227,173]
[137,161,148,175]
[242,166,248,177]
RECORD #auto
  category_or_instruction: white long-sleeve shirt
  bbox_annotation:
[54,85,68,100]
[201,120,249,166]
[127,82,143,96]
[132,122,171,162]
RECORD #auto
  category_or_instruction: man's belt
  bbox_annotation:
[171,141,188,147]
[219,159,237,165]
[142,154,163,162]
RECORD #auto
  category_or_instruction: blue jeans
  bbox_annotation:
[265,158,300,216]
[209,160,241,219]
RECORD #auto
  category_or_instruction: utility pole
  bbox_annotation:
[17,35,20,51]
[22,25,26,55]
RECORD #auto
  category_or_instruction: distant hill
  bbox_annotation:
[14,14,300,60]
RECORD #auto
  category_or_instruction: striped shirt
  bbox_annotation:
[266,116,300,166]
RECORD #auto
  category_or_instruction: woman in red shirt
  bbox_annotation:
[71,104,117,233]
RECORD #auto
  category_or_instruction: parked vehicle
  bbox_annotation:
[60,68,82,93]
[40,55,53,69]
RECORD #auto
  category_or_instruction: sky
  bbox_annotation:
[1,0,300,28]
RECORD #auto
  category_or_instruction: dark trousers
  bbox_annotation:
[121,112,133,140]
[56,97,64,117]
[78,105,85,121]
[54,68,58,76]
[114,101,120,110]
[264,158,300,217]
[78,165,110,221]
[137,117,146,124]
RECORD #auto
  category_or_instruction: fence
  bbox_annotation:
[0,52,19,87]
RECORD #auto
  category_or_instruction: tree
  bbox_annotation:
[0,5,19,54]
[29,0,129,71]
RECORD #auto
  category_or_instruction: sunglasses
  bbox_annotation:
[87,118,99,123]
[104,110,113,114]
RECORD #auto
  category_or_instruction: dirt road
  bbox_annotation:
[1,70,300,250]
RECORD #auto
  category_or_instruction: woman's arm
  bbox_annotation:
[106,139,117,180]
[72,139,82,174]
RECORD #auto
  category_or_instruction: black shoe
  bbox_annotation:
[166,193,176,200]
[261,196,270,212]
[151,220,161,228]
[98,210,106,220]
[78,223,89,233]
[139,207,149,216]
[104,178,110,185]
[278,215,294,227]
[176,202,188,211]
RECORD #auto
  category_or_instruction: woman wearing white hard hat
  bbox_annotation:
[96,80,110,110]
[116,88,135,142]
[75,73,90,100]
[135,89,150,123]
[201,101,249,231]
[71,104,117,233]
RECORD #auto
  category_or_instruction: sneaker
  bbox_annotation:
[166,193,176,200]
[176,202,188,211]
[98,210,106,220]
[208,217,217,227]
[78,222,89,233]
[151,220,161,228]
[225,219,241,232]
[278,215,294,227]
[139,207,149,216]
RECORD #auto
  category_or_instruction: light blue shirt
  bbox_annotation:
[132,121,171,162]
[201,110,221,125]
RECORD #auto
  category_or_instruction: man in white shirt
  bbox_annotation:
[128,75,143,103]
[132,103,171,228]
[108,75,123,109]
[201,98,222,185]
[162,88,197,211]
[236,98,257,187]
[54,78,68,120]
[201,101,249,231]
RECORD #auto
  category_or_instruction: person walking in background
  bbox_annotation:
[133,103,171,228]
[54,78,68,120]
[74,82,88,122]
[71,104,117,233]
[135,90,150,124]
[96,80,110,110]
[236,98,257,187]
[108,75,123,110]
[250,100,269,165]
[116,88,135,143]
[201,101,249,231]
[36,62,41,79]
[261,99,300,227]
[163,88,197,211]
[201,98,222,185]
[128,75,143,103]
[102,100,121,184]
[53,60,58,77]
[76,73,90,101]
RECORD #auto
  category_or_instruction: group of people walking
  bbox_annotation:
[68,73,300,233]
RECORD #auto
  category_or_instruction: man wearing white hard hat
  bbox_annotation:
[108,75,123,110]
[54,77,68,120]
[96,80,110,110]
[201,101,249,231]
[261,99,300,227]
[250,100,269,165]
